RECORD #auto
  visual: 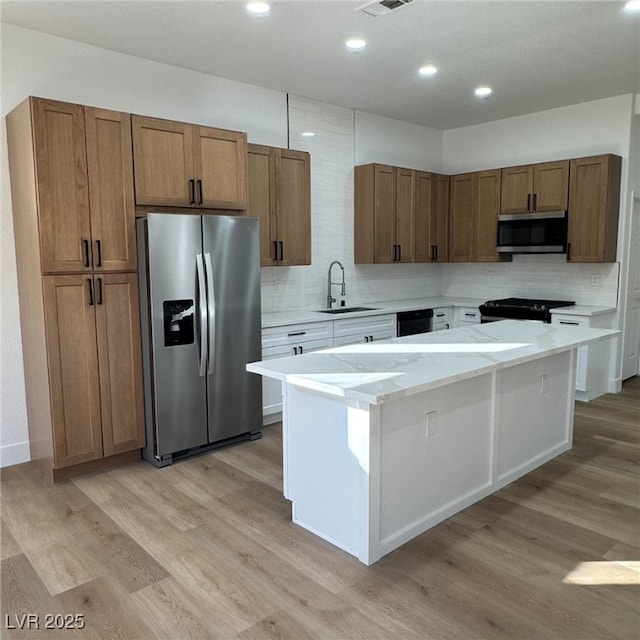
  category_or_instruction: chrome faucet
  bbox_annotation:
[326,260,346,308]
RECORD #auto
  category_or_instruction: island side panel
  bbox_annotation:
[494,349,576,485]
[377,373,495,558]
[284,383,376,561]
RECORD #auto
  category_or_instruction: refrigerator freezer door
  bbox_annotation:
[144,214,208,456]
[202,216,262,442]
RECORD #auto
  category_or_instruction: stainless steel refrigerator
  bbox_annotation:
[137,213,262,466]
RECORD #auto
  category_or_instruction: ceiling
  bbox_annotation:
[1,0,639,130]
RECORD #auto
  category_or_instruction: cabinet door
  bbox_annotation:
[85,108,136,271]
[95,274,145,456]
[276,149,311,266]
[414,172,432,263]
[500,165,533,214]
[533,160,569,212]
[132,116,195,207]
[449,173,476,262]
[395,168,415,262]
[195,126,247,210]
[568,155,621,263]
[373,164,396,263]
[431,174,450,262]
[476,170,500,262]
[247,144,277,266]
[32,98,91,273]
[43,275,102,468]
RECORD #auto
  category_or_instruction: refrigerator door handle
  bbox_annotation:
[195,253,208,377]
[204,252,216,376]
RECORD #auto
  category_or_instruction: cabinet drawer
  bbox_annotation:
[333,328,395,347]
[457,307,481,324]
[552,314,586,328]
[262,321,333,349]
[333,314,396,338]
[433,307,450,323]
[262,337,333,358]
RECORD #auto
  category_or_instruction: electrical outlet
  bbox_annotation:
[590,275,604,287]
[425,411,438,437]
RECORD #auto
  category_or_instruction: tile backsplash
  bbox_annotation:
[260,96,620,314]
[441,255,619,307]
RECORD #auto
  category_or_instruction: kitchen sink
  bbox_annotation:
[318,306,378,314]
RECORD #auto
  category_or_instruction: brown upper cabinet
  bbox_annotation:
[450,170,501,262]
[354,163,415,263]
[132,115,247,210]
[247,144,311,266]
[27,98,136,273]
[501,160,569,214]
[567,154,622,263]
[415,172,450,263]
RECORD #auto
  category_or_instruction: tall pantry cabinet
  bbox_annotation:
[6,97,145,480]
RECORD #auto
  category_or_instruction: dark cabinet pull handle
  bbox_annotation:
[533,193,537,211]
[87,278,94,306]
[83,240,90,267]
[434,245,438,261]
[369,335,373,342]
[272,241,278,261]
[430,245,435,261]
[364,336,369,343]
[567,242,572,260]
[197,180,203,205]
[527,193,532,212]
[393,244,398,261]
[278,241,284,261]
[287,331,306,337]
[189,179,196,204]
[299,345,303,354]
[398,245,402,261]
[293,346,298,355]
[97,277,103,305]
[95,240,102,267]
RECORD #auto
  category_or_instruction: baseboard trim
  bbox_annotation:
[0,441,31,468]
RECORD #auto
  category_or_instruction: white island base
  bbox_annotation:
[283,350,576,565]
[248,320,618,565]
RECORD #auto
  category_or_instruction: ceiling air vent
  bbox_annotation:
[356,0,414,18]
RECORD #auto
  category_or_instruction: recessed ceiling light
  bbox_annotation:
[418,64,438,77]
[624,0,640,12]
[475,86,493,99]
[301,132,315,138]
[246,2,271,16]
[345,38,367,52]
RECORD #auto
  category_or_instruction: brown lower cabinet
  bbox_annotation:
[43,273,145,472]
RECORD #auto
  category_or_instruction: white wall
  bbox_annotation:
[355,110,444,171]
[0,25,442,465]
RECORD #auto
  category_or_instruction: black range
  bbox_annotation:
[479,297,576,323]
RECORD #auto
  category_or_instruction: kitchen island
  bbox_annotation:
[247,320,618,565]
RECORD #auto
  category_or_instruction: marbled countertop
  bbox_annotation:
[262,297,615,328]
[247,320,619,405]
[262,297,486,328]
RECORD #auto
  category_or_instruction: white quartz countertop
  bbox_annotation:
[247,320,619,405]
[262,297,616,327]
[261,297,485,328]
[550,305,616,317]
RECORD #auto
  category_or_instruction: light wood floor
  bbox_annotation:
[2,378,638,639]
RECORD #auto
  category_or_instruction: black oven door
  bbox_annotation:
[497,211,567,253]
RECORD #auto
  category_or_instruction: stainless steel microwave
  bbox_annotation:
[496,211,568,254]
